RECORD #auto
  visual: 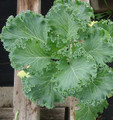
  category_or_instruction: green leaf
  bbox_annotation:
[82,27,113,65]
[55,57,96,90]
[54,0,94,24]
[46,3,79,41]
[76,67,113,103]
[75,100,108,120]
[10,40,51,71]
[71,0,94,22]
[54,0,73,4]
[22,67,63,108]
[96,20,113,38]
[1,11,48,52]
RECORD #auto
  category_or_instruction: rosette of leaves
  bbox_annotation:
[1,0,113,119]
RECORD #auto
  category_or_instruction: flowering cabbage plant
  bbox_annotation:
[1,0,113,119]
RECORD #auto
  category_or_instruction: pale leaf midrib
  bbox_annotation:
[70,65,79,82]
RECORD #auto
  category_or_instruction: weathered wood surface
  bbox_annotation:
[90,0,113,13]
[0,87,78,120]
[13,0,41,119]
[40,107,65,120]
[0,107,66,120]
[17,0,41,13]
[0,87,13,108]
[56,97,78,120]
[0,108,13,120]
[90,0,100,12]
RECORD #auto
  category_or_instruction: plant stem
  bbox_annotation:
[15,111,19,120]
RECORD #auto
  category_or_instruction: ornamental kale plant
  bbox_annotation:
[1,0,113,119]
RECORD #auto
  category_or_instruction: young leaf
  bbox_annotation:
[46,4,78,42]
[72,0,94,22]
[55,57,96,90]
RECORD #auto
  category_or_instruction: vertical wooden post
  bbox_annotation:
[69,97,78,120]
[17,0,41,13]
[13,0,41,120]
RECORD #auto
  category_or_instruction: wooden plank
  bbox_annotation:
[0,88,78,120]
[90,0,113,13]
[0,87,13,108]
[90,0,100,13]
[0,107,65,120]
[0,108,13,119]
[13,0,41,119]
[0,119,12,120]
[40,107,65,120]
